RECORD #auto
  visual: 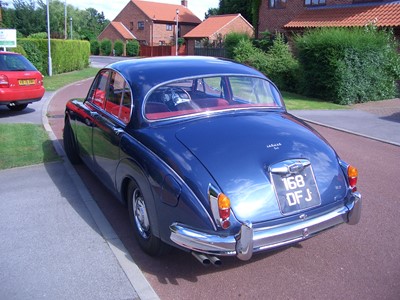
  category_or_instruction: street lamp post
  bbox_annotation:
[175,9,179,56]
[46,0,52,76]
[70,17,72,39]
[64,0,67,39]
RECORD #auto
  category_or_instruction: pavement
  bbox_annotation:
[0,79,399,299]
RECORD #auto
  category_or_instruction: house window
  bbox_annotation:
[138,21,144,30]
[269,0,287,8]
[130,22,134,30]
[353,0,381,3]
[304,0,326,6]
[166,24,173,31]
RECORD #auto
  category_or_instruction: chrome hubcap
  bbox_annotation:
[132,188,150,239]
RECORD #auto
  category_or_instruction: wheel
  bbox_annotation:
[7,103,28,111]
[63,119,81,164]
[127,180,169,256]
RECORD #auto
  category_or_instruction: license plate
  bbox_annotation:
[271,165,321,215]
[18,79,35,86]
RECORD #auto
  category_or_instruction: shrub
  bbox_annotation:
[126,40,140,57]
[225,32,250,59]
[113,40,124,56]
[28,32,47,39]
[90,40,100,55]
[294,27,400,104]
[100,39,112,56]
[233,36,299,92]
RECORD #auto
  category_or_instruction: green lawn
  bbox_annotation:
[44,67,100,91]
[282,91,348,110]
[0,124,60,170]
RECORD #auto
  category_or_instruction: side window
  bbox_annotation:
[88,70,109,108]
[196,77,224,98]
[104,72,132,124]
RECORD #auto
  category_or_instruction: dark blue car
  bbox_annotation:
[64,56,361,265]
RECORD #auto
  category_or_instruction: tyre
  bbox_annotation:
[127,180,169,256]
[63,119,81,164]
[7,103,28,111]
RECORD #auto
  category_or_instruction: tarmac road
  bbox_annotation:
[45,81,400,299]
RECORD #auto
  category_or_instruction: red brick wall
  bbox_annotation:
[258,0,355,35]
[211,16,254,39]
[98,26,123,42]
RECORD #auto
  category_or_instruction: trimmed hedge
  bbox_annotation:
[14,39,90,75]
[294,27,400,104]
[113,40,124,56]
[126,40,140,57]
[100,39,112,56]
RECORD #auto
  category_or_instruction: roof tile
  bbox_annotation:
[132,0,201,24]
[284,2,400,28]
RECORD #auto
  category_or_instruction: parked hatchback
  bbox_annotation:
[0,52,45,111]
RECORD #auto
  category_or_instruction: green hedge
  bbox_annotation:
[14,39,90,76]
[113,40,124,56]
[294,27,400,104]
[234,35,299,92]
[126,40,139,57]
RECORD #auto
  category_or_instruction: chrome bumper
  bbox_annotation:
[170,192,361,261]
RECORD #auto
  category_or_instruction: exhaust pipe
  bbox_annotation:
[191,252,222,266]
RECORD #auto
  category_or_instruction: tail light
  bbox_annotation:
[347,165,358,192]
[209,185,231,229]
[0,75,9,88]
[218,193,231,229]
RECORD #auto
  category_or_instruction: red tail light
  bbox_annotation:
[347,165,358,192]
[218,193,231,229]
[0,75,9,88]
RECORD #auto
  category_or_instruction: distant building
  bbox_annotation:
[184,14,254,55]
[98,0,201,47]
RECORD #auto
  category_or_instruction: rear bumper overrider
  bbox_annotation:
[170,192,361,261]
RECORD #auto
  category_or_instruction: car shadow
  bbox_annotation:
[380,112,400,123]
[0,106,35,117]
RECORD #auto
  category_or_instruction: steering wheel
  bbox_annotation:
[162,87,192,110]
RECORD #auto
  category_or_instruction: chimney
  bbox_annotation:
[181,0,188,7]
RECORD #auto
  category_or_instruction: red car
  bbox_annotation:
[0,52,45,111]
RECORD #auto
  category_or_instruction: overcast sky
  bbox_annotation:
[65,0,220,21]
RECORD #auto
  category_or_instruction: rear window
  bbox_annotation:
[144,75,283,121]
[0,54,38,71]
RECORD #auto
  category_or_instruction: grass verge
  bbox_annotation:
[44,67,100,91]
[0,124,60,170]
[282,91,348,110]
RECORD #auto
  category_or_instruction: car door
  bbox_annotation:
[74,70,110,168]
[91,71,132,191]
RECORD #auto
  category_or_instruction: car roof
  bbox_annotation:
[108,56,267,97]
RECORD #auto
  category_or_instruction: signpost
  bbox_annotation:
[0,29,16,51]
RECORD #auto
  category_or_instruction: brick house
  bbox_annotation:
[99,0,201,47]
[258,0,400,40]
[184,14,254,55]
[97,21,136,46]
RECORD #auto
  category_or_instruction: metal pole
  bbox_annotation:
[70,17,72,39]
[46,0,52,76]
[64,0,67,39]
[175,9,179,56]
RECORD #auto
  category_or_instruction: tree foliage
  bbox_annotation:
[2,0,108,40]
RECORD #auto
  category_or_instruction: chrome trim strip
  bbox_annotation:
[170,195,362,260]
